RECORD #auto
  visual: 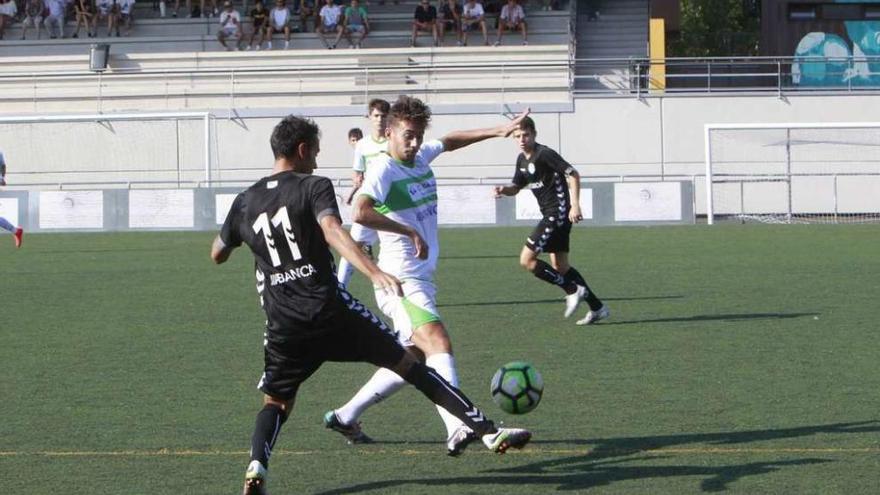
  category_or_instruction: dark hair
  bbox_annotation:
[518,116,536,134]
[348,127,363,140]
[387,95,431,129]
[270,115,320,160]
[368,98,390,114]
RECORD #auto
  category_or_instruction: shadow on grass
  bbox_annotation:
[603,312,820,326]
[438,295,684,309]
[314,421,877,494]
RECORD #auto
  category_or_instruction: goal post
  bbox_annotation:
[0,112,215,188]
[704,122,880,225]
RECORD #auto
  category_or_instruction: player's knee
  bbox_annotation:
[413,323,452,354]
[263,394,294,417]
[520,254,536,271]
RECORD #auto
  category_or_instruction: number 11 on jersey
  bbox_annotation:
[252,206,303,267]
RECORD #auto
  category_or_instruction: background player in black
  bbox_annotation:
[211,115,531,495]
[493,116,610,325]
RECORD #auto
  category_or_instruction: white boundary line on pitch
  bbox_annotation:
[1,447,878,457]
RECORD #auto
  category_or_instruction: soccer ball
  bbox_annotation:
[490,361,543,414]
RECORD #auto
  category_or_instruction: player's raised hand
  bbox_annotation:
[371,271,403,297]
[503,108,531,137]
[493,186,505,198]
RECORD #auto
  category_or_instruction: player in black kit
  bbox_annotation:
[211,115,531,495]
[493,116,610,325]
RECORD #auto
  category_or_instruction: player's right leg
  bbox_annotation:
[0,216,22,248]
[242,338,320,495]
[331,294,532,454]
[520,219,584,317]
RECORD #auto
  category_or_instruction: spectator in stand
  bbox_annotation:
[342,0,367,48]
[460,0,487,46]
[437,0,461,46]
[200,0,217,17]
[494,0,525,45]
[93,0,120,37]
[217,0,242,49]
[297,0,316,32]
[72,0,95,37]
[118,0,135,36]
[44,0,67,38]
[316,0,343,49]
[246,0,267,49]
[410,0,436,47]
[21,0,46,39]
[265,0,291,49]
[0,0,17,40]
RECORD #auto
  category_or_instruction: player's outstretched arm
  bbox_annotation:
[493,184,521,198]
[319,213,403,296]
[352,195,429,260]
[440,108,530,152]
[210,235,236,264]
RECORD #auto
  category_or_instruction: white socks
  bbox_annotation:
[334,353,463,438]
[425,353,464,436]
[336,257,354,288]
[0,217,15,233]
[335,367,406,425]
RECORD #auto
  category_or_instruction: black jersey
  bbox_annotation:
[220,171,342,341]
[512,143,576,218]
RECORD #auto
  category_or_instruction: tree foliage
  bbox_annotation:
[669,0,760,57]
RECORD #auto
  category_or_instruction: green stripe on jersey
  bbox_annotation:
[383,170,437,212]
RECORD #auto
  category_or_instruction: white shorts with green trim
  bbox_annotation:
[374,278,442,346]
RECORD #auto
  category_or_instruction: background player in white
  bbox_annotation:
[494,116,609,325]
[324,96,529,456]
[0,151,24,249]
[336,98,389,288]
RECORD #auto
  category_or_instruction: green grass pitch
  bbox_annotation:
[1,225,878,494]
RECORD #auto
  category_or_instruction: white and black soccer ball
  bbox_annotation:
[490,361,543,414]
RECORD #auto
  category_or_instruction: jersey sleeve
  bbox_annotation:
[308,177,341,222]
[219,192,245,248]
[540,147,576,176]
[416,139,445,165]
[357,160,392,205]
[352,140,366,172]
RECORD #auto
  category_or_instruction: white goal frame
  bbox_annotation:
[0,111,215,186]
[704,122,880,225]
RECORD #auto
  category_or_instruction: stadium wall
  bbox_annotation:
[1,93,877,215]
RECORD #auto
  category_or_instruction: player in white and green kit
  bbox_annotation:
[336,99,390,288]
[324,96,529,456]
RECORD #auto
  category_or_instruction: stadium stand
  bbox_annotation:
[0,0,571,55]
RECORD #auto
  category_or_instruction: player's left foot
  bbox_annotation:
[446,424,478,457]
[576,304,610,325]
[242,460,268,495]
[323,410,374,444]
[482,428,532,454]
[563,285,586,318]
[13,227,23,248]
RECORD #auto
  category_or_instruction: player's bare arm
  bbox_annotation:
[353,194,429,260]
[440,108,531,152]
[493,184,521,198]
[345,171,365,205]
[210,235,236,264]
[319,213,403,295]
[567,170,582,223]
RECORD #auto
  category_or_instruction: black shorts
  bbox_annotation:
[525,216,571,254]
[257,290,405,401]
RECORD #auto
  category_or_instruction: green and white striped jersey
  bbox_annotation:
[352,135,388,172]
[357,139,444,281]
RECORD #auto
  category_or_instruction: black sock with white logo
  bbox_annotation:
[532,259,577,294]
[563,266,604,311]
[250,404,288,468]
[403,361,495,435]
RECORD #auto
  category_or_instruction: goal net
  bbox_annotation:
[704,123,880,224]
[0,112,215,188]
